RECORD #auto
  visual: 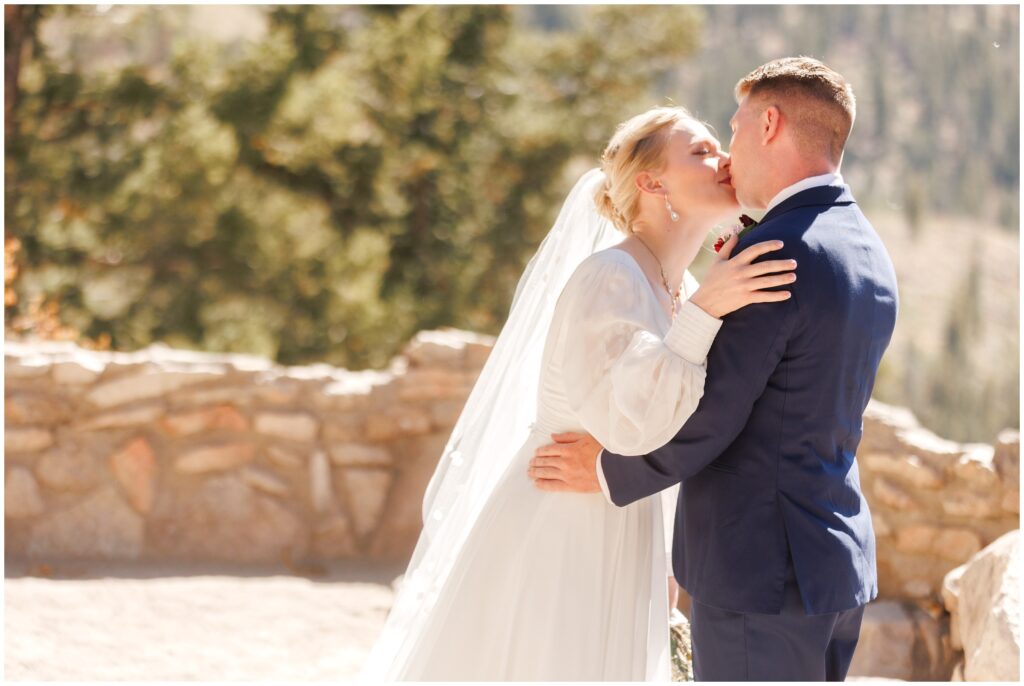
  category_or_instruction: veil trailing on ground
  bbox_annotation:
[359,167,622,679]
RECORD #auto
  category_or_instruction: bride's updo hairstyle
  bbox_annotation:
[595,106,697,234]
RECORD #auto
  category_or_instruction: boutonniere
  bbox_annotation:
[713,214,761,253]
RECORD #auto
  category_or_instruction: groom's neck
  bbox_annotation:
[758,158,837,208]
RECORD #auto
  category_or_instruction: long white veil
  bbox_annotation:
[359,167,621,679]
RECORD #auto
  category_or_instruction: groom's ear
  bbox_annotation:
[761,105,782,146]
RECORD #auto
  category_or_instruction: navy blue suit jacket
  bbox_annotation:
[601,183,898,616]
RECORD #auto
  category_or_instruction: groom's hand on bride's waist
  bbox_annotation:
[528,432,601,493]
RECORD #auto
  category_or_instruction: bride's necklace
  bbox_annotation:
[633,234,682,319]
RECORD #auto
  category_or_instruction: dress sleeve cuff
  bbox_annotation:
[664,299,723,365]
[595,450,614,504]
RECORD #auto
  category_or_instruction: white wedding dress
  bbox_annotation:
[360,170,722,681]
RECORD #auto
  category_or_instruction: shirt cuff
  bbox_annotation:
[595,449,614,504]
[664,298,724,365]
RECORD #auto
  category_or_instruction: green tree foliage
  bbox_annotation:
[5,5,1018,442]
[6,4,700,368]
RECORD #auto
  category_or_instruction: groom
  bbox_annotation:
[528,57,898,681]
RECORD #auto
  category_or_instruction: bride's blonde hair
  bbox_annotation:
[595,106,697,234]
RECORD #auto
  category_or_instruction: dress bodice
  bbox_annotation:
[533,247,703,447]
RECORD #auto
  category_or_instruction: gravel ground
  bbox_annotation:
[5,558,908,682]
[4,558,402,681]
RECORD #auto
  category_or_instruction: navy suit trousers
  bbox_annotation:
[690,556,866,681]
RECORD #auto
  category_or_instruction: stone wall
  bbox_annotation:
[5,331,1019,585]
[858,402,1019,602]
[4,329,494,564]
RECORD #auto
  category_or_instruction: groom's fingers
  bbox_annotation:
[534,443,567,457]
[530,456,566,470]
[528,465,564,480]
[534,478,570,492]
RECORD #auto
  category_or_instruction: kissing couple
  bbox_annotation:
[361,56,899,682]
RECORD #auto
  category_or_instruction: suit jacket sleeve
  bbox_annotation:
[600,256,800,508]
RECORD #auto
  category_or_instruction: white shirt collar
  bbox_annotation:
[765,172,843,214]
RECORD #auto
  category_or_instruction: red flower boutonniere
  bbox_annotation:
[713,214,761,253]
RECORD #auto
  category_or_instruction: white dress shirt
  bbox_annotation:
[593,171,843,502]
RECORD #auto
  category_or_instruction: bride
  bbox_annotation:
[360,106,796,681]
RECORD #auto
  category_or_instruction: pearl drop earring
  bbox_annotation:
[664,194,679,222]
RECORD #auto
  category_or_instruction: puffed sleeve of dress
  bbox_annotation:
[551,251,724,457]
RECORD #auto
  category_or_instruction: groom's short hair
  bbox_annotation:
[735,57,856,164]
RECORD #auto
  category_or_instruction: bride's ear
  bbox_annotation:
[634,171,663,196]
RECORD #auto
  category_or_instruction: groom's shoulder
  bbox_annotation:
[746,199,863,251]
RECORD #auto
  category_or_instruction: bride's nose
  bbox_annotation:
[719,153,731,171]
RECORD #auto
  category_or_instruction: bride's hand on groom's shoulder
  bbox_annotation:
[689,238,797,319]
[528,432,602,493]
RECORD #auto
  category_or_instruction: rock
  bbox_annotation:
[109,437,158,513]
[309,450,334,514]
[902,579,932,598]
[76,403,164,430]
[943,530,1020,681]
[5,467,45,518]
[5,354,51,379]
[317,371,391,412]
[464,341,493,370]
[321,415,366,443]
[251,375,303,405]
[327,443,392,467]
[849,601,953,680]
[338,468,392,539]
[34,445,101,492]
[27,487,143,559]
[863,452,943,489]
[944,573,965,650]
[404,329,469,368]
[254,411,318,442]
[1001,490,1019,514]
[148,475,305,562]
[86,369,221,408]
[311,514,359,558]
[171,385,251,406]
[368,432,448,559]
[160,404,249,436]
[430,399,466,429]
[873,477,916,511]
[364,409,431,442]
[849,601,917,679]
[52,356,104,385]
[241,466,290,497]
[396,369,471,402]
[174,443,256,474]
[994,433,1020,515]
[942,563,965,615]
[941,492,1001,519]
[895,525,981,563]
[4,392,73,425]
[950,445,999,489]
[896,524,939,554]
[993,431,1020,483]
[265,445,304,470]
[5,427,54,453]
[872,511,893,538]
[951,660,965,681]
[933,528,982,563]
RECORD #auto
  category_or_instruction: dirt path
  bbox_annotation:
[4,558,402,681]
